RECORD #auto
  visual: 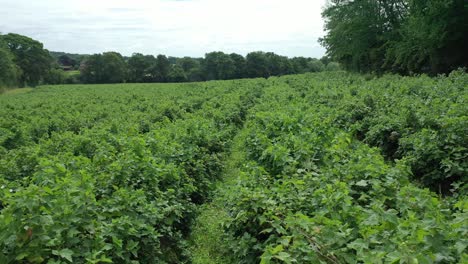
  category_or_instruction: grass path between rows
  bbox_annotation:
[188,130,248,263]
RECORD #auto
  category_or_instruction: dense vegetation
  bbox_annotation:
[220,70,467,263]
[0,34,53,88]
[321,0,468,75]
[0,71,466,263]
[1,0,466,262]
[65,51,336,84]
[2,0,466,91]
[0,32,336,90]
[0,78,264,262]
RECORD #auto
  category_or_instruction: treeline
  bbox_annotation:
[0,32,340,88]
[72,51,340,84]
[321,0,468,75]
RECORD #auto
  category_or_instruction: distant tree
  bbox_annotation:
[80,54,103,83]
[229,53,246,79]
[1,33,52,86]
[203,52,236,80]
[186,67,205,82]
[246,52,269,78]
[142,55,158,82]
[0,37,18,87]
[167,56,178,65]
[80,52,127,83]
[176,57,205,81]
[101,52,127,83]
[325,62,341,71]
[168,64,187,82]
[308,59,325,72]
[177,57,200,72]
[319,56,332,66]
[128,53,155,83]
[266,52,293,76]
[58,55,77,67]
[290,57,310,74]
[152,55,171,82]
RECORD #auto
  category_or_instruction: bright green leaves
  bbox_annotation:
[0,79,266,263]
[52,249,74,262]
[220,72,467,263]
[0,71,465,263]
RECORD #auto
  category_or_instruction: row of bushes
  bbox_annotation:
[279,70,467,194]
[220,71,467,263]
[0,79,264,263]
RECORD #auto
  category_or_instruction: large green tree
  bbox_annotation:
[151,55,171,82]
[128,53,155,83]
[0,37,18,87]
[102,52,127,83]
[385,0,468,74]
[203,52,236,80]
[265,52,293,76]
[167,64,187,82]
[320,0,401,72]
[80,52,127,83]
[176,57,204,81]
[321,0,467,74]
[245,52,269,78]
[80,54,103,83]
[308,59,325,72]
[1,33,52,86]
[229,53,246,79]
[290,57,310,74]
[177,57,200,72]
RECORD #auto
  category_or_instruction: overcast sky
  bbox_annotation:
[0,0,327,58]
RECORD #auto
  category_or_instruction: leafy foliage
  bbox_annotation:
[0,38,18,88]
[0,71,466,263]
[0,33,52,87]
[80,52,127,84]
[321,0,468,74]
[0,79,264,263]
[218,71,467,263]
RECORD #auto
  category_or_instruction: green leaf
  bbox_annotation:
[52,249,74,262]
[274,251,292,262]
[97,256,113,263]
[112,236,123,249]
[356,180,368,187]
[15,252,29,260]
[271,244,283,254]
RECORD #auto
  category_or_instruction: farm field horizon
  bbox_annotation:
[0,71,466,263]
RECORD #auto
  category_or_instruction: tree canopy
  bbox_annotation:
[0,38,18,87]
[1,33,52,86]
[80,52,127,84]
[321,0,467,74]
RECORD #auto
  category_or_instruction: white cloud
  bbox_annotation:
[0,0,327,57]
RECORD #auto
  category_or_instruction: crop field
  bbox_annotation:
[0,71,466,263]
